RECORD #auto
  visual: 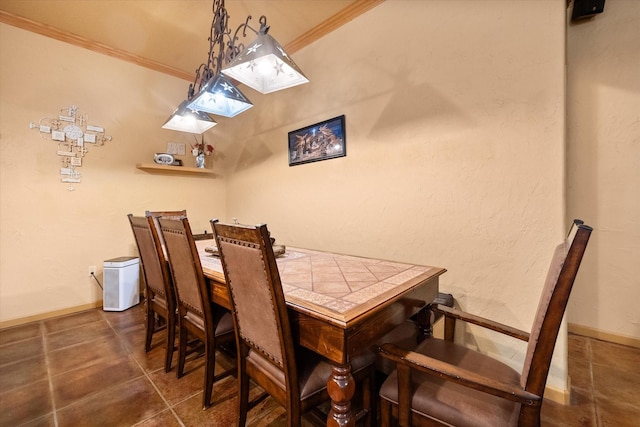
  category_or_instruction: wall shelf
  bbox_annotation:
[136,163,220,176]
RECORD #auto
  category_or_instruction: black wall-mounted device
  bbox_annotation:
[571,0,606,21]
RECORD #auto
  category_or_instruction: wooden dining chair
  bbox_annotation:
[378,220,592,427]
[158,216,235,410]
[145,210,186,249]
[142,210,186,368]
[127,214,177,373]
[211,221,377,426]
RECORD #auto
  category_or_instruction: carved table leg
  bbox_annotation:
[326,363,355,427]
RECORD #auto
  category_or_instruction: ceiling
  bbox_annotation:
[0,0,379,81]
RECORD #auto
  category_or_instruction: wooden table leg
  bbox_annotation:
[326,363,355,427]
[416,292,455,339]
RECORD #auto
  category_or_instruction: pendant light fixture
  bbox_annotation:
[221,17,309,94]
[162,0,308,133]
[187,74,253,118]
[161,100,217,134]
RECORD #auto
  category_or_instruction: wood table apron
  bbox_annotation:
[196,240,446,427]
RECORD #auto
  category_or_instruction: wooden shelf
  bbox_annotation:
[136,163,220,176]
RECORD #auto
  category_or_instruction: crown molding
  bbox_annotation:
[284,0,385,54]
[0,10,192,80]
[1,1,384,81]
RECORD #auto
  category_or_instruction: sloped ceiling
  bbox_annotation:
[0,0,383,80]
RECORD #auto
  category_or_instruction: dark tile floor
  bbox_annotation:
[0,305,638,426]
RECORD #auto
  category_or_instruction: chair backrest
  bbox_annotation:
[521,220,592,396]
[146,210,187,250]
[127,214,175,308]
[212,222,299,394]
[159,216,213,332]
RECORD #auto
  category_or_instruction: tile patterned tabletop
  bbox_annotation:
[196,240,445,325]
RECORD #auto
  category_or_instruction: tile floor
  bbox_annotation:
[1,305,638,426]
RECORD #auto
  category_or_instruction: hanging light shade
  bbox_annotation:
[162,1,308,132]
[187,74,253,118]
[161,100,217,134]
[222,32,309,94]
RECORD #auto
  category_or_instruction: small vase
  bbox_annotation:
[195,153,205,168]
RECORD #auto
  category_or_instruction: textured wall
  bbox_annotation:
[220,0,569,390]
[1,0,603,396]
[0,24,226,323]
[566,0,640,339]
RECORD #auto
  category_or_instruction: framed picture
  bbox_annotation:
[288,115,346,166]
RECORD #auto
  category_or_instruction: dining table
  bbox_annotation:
[195,239,446,427]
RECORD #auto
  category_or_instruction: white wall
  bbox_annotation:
[566,0,640,341]
[220,0,570,391]
[0,24,226,324]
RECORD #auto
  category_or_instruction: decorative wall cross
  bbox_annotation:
[30,105,111,190]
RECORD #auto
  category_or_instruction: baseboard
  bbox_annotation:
[568,323,640,349]
[0,301,104,329]
[545,379,571,405]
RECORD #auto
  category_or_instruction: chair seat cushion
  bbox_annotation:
[214,311,234,336]
[151,294,167,309]
[379,338,521,427]
[248,347,376,400]
[184,309,234,336]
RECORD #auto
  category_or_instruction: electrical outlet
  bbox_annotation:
[88,265,96,277]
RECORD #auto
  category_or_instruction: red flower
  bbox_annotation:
[192,137,214,156]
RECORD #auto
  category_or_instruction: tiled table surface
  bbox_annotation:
[197,241,445,324]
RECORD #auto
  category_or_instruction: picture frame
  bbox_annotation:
[288,115,346,166]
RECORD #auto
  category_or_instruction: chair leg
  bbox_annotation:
[366,367,377,427]
[379,398,392,427]
[177,323,187,378]
[287,402,302,427]
[144,304,154,352]
[237,358,249,427]
[164,313,176,373]
[202,341,216,409]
